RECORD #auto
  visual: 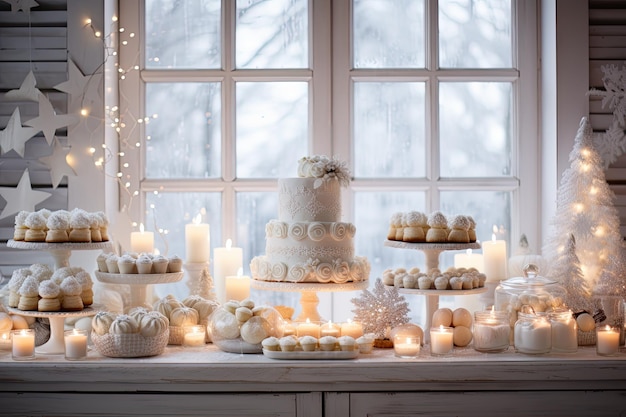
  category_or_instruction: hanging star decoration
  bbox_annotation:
[0,107,38,157]
[4,71,41,102]
[0,169,51,220]
[39,138,76,188]
[25,93,76,146]
[53,59,102,105]
[1,0,39,15]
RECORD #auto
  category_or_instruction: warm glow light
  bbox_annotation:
[88,147,96,154]
[111,15,118,22]
[594,227,605,237]
[85,18,92,24]
[574,203,584,213]
[80,108,89,116]
[94,31,102,37]
[590,186,597,195]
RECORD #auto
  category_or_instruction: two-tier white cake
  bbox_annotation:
[251,156,370,284]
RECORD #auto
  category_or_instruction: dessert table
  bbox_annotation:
[0,344,624,416]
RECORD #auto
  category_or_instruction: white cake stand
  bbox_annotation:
[383,240,484,342]
[8,306,99,354]
[94,271,184,310]
[7,240,113,270]
[251,280,369,322]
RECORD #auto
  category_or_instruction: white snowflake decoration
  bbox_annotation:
[588,63,626,168]
[351,278,410,339]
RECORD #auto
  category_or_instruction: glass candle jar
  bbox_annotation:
[473,310,510,353]
[514,311,551,354]
[549,309,577,353]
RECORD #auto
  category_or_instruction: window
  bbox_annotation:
[118,0,538,324]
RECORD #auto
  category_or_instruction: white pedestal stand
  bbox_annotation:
[94,272,184,311]
[250,280,369,322]
[185,262,216,300]
[383,240,484,343]
[7,240,113,270]
[8,307,98,355]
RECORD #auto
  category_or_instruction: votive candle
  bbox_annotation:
[430,325,454,356]
[340,320,364,339]
[297,319,321,338]
[64,329,88,360]
[183,325,206,347]
[0,332,11,351]
[12,329,35,360]
[321,321,341,337]
[596,325,620,356]
[394,335,421,358]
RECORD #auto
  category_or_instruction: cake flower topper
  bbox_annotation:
[297,155,351,189]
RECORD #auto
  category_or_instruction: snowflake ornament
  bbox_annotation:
[351,278,410,339]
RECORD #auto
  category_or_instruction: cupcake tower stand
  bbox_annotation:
[7,240,113,354]
[383,240,486,343]
[251,280,369,322]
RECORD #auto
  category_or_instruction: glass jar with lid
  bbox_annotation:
[495,264,567,343]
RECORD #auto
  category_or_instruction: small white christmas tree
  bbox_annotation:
[351,278,410,340]
[551,234,594,312]
[543,117,626,304]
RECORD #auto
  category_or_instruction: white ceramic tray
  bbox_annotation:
[263,348,359,360]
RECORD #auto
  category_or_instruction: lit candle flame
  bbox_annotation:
[466,248,472,256]
[139,223,145,233]
[226,238,232,249]
[193,213,202,225]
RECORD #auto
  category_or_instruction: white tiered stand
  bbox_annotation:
[7,239,114,354]
[383,240,486,342]
[251,280,369,322]
[94,271,184,311]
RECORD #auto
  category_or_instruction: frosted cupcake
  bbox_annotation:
[279,336,298,352]
[167,255,183,273]
[117,254,137,274]
[136,254,153,274]
[338,335,356,351]
[318,335,338,351]
[105,254,120,273]
[152,255,169,274]
[68,209,92,242]
[299,335,318,352]
[13,210,30,241]
[96,252,109,272]
[356,335,374,353]
[24,211,47,242]
[261,336,281,352]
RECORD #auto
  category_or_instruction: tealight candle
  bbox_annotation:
[130,223,154,254]
[430,325,454,356]
[320,321,341,338]
[596,325,620,356]
[281,320,296,337]
[225,268,250,302]
[185,214,211,263]
[297,319,321,338]
[12,329,35,361]
[0,332,11,351]
[340,320,364,339]
[183,325,206,347]
[64,329,88,360]
[394,335,421,358]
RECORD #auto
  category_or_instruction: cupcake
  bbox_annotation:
[96,252,109,272]
[167,255,183,273]
[318,335,338,351]
[136,254,153,274]
[417,275,433,290]
[279,336,297,352]
[261,336,281,352]
[13,210,30,241]
[117,254,137,274]
[356,335,374,354]
[299,335,318,352]
[105,254,120,273]
[338,335,356,351]
[152,255,169,274]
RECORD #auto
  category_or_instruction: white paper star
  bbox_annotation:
[39,138,76,188]
[1,0,39,14]
[24,94,76,145]
[0,169,51,220]
[4,71,41,102]
[53,59,101,102]
[0,107,38,157]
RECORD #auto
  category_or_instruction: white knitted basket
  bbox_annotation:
[168,326,185,345]
[92,329,169,357]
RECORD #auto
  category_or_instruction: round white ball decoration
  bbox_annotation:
[109,315,140,335]
[92,311,117,335]
[240,316,271,344]
[169,306,199,327]
[139,311,170,337]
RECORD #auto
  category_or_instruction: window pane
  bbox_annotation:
[146,192,222,299]
[145,0,221,69]
[439,82,511,177]
[236,0,308,69]
[439,0,512,68]
[439,190,511,266]
[354,82,426,178]
[145,83,221,179]
[353,0,425,68]
[236,82,308,178]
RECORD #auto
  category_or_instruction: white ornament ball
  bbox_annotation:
[452,308,472,328]
[576,313,595,332]
[432,308,453,327]
[453,325,473,347]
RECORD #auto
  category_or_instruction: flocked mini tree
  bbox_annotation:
[543,117,626,311]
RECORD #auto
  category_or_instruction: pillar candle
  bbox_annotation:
[340,319,364,339]
[185,214,210,263]
[64,329,88,360]
[11,329,35,360]
[225,268,250,302]
[596,326,620,356]
[213,239,243,303]
[430,325,454,355]
[482,234,507,282]
[296,319,321,338]
[454,248,484,271]
[130,223,154,254]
